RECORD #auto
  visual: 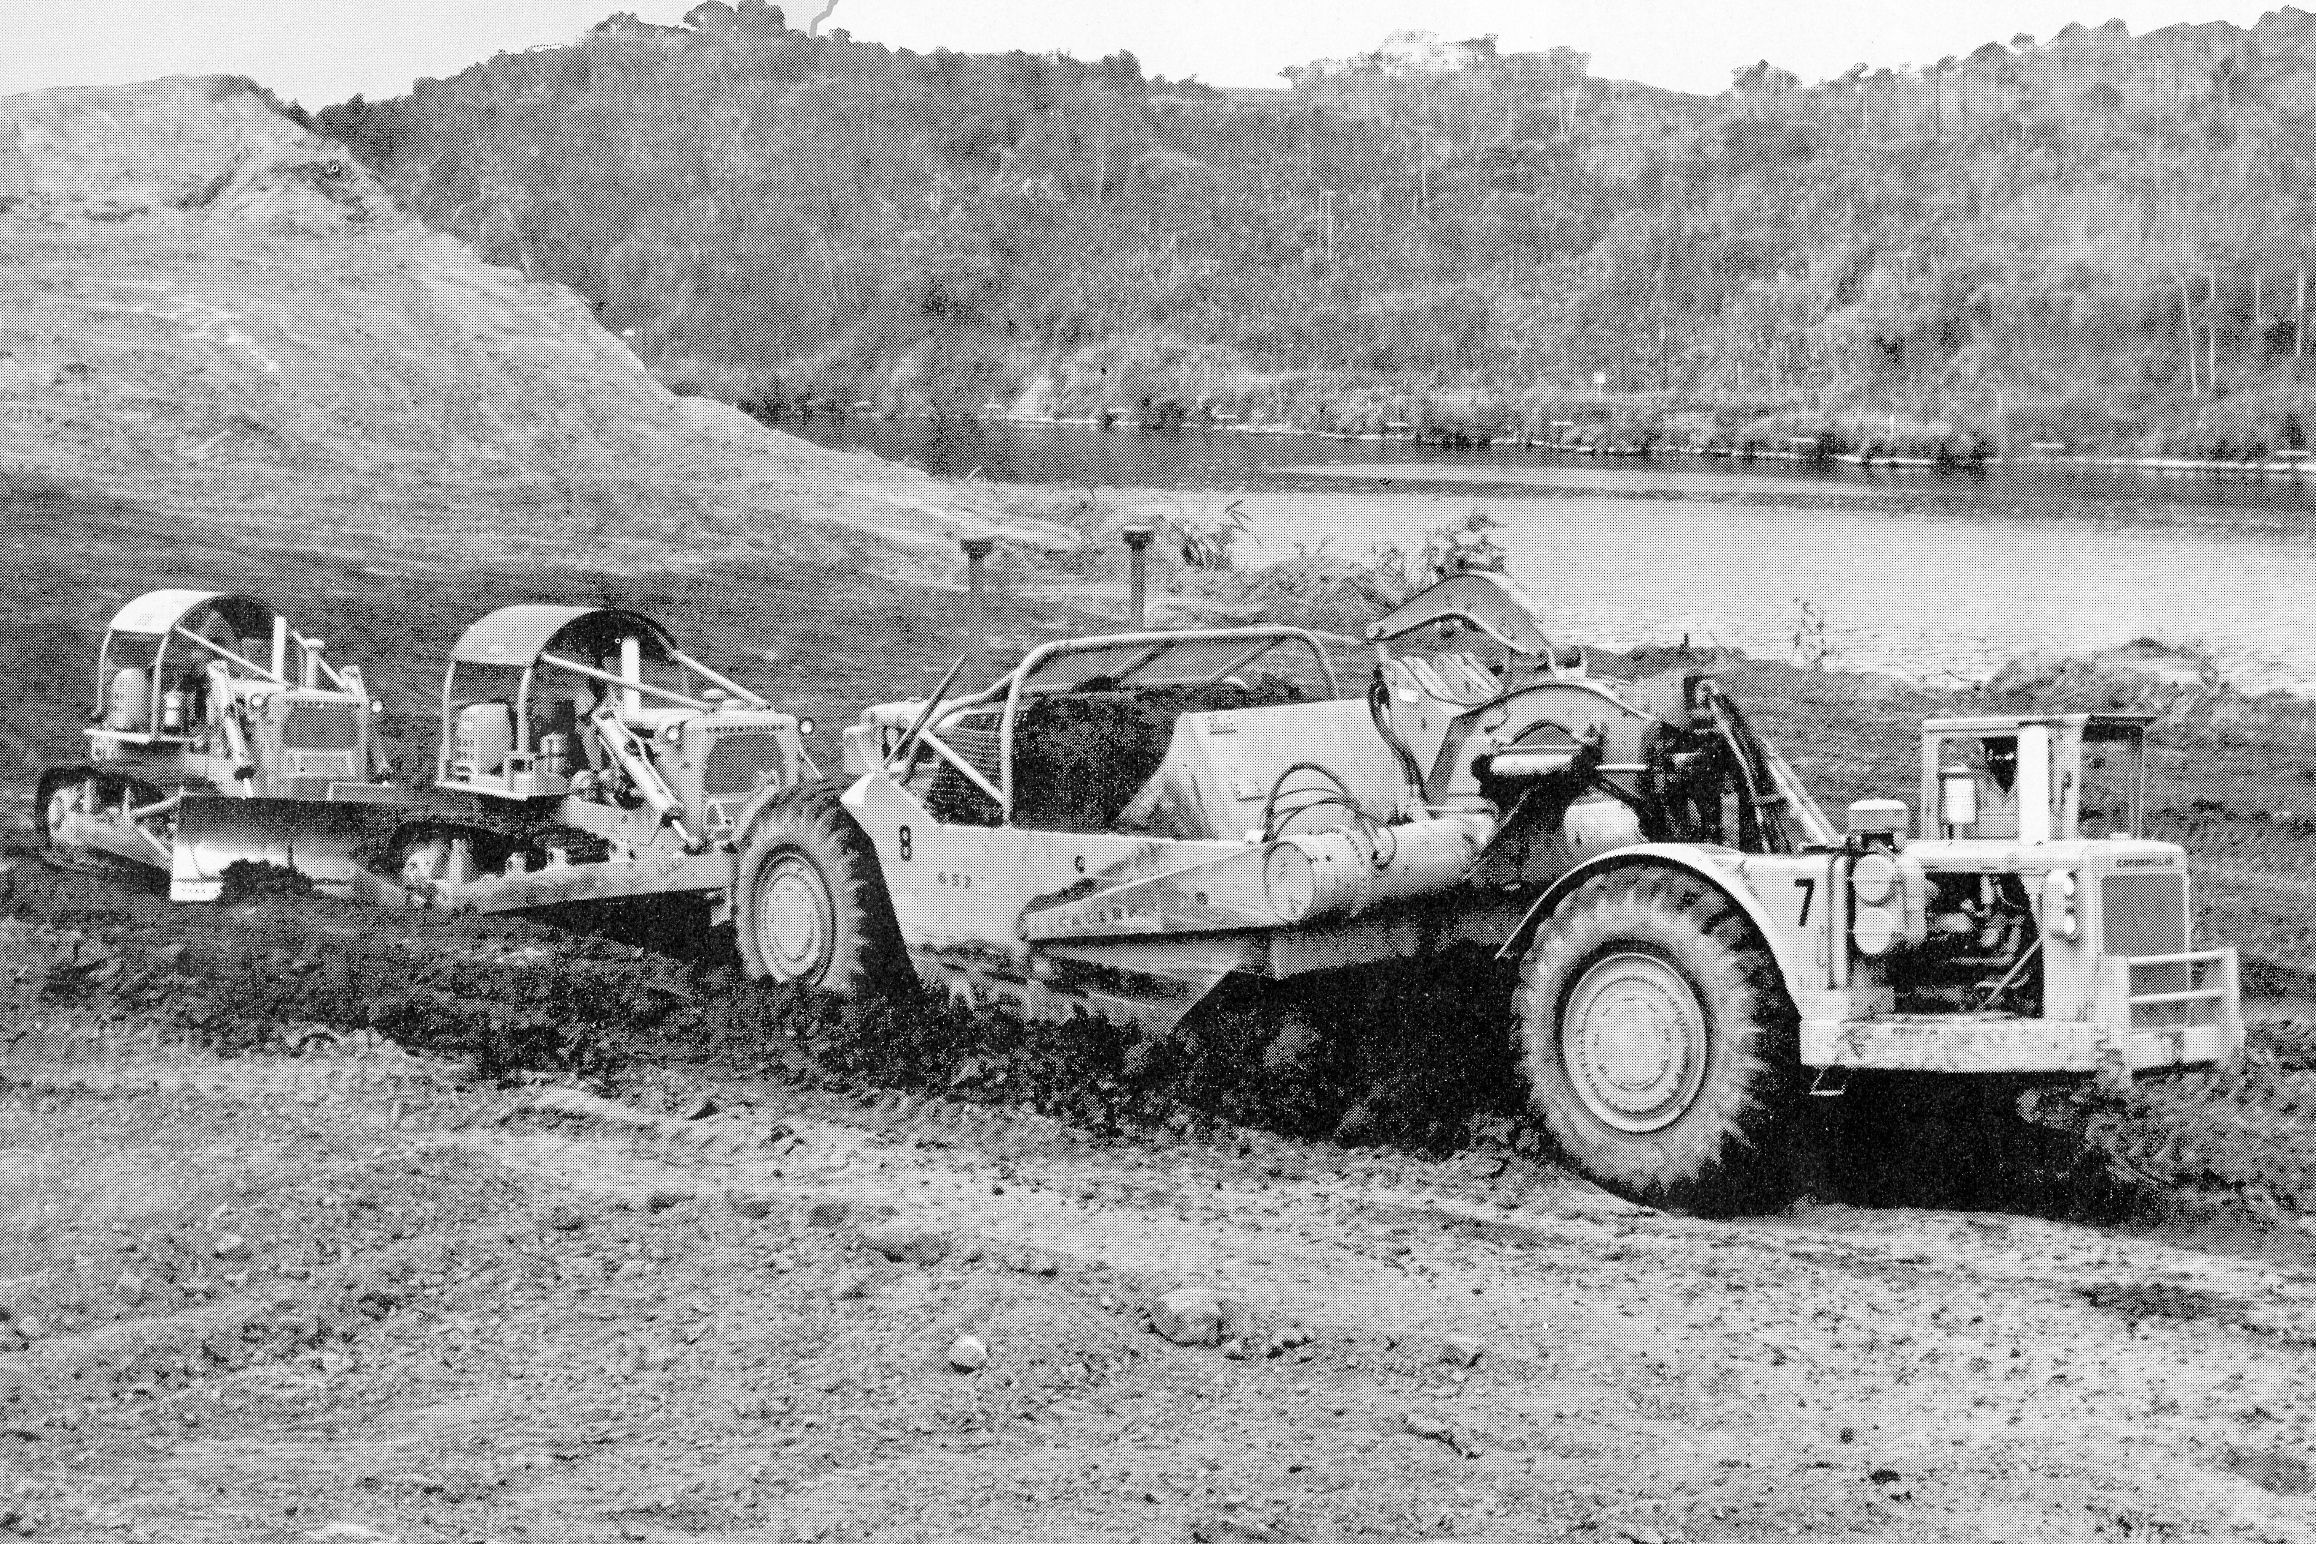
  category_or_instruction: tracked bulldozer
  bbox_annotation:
[352,604,815,915]
[37,590,396,899]
[732,568,2242,1211]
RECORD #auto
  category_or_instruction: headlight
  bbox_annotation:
[2044,870,2079,941]
[798,717,815,737]
[1852,852,1898,907]
[661,721,684,747]
[1852,905,1900,956]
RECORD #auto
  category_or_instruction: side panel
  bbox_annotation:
[842,775,1247,956]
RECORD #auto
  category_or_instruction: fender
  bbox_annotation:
[728,771,864,846]
[1493,842,1817,994]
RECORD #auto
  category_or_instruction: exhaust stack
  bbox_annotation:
[620,635,644,717]
[960,535,994,679]
[1122,524,1154,627]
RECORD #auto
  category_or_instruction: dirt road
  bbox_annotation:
[5,1016,2313,1544]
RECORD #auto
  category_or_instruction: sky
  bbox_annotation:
[0,0,2292,109]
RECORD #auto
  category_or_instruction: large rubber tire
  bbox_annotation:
[732,783,908,997]
[1513,865,1800,1214]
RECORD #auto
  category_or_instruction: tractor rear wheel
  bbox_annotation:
[733,784,908,997]
[1513,865,1799,1214]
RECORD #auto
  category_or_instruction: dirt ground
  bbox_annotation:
[6,837,2316,1543]
[7,1000,2316,1544]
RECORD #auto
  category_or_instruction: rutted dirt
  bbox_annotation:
[7,1018,2316,1542]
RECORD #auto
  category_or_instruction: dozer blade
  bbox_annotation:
[169,796,400,903]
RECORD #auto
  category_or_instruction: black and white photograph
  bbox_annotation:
[3,1,2312,1538]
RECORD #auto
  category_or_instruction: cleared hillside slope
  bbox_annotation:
[0,77,1065,574]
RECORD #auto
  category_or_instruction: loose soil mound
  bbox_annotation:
[0,77,1069,576]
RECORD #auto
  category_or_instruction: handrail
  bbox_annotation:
[2128,987,2226,1006]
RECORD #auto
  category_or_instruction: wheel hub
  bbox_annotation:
[1561,951,1709,1133]
[756,853,835,982]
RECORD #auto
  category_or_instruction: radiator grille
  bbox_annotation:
[281,703,361,751]
[2101,871,2187,958]
[924,718,1005,825]
[701,732,788,803]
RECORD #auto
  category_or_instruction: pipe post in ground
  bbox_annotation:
[960,535,995,679]
[1121,524,1154,627]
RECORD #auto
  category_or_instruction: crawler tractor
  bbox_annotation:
[356,604,814,914]
[38,590,393,899]
[731,571,2242,1211]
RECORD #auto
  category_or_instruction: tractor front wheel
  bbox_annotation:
[1513,865,1799,1214]
[732,784,908,997]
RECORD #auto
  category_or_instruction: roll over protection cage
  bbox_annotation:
[92,590,357,740]
[434,604,777,786]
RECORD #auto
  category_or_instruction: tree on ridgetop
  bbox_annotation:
[1731,60,1800,96]
[2012,32,2036,50]
[1094,51,1143,90]
[1730,59,1799,124]
[684,1,738,33]
[735,0,787,33]
[1839,63,1870,126]
[1541,46,1590,133]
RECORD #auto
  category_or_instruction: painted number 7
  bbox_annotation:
[1794,876,1816,926]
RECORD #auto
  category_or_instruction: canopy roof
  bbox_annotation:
[448,605,677,669]
[104,590,276,641]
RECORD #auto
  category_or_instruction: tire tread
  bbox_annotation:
[733,781,907,995]
[1512,865,1799,1213]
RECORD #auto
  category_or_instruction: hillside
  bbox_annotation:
[318,7,2316,456]
[0,76,1063,574]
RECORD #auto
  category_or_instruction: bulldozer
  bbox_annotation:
[352,604,816,914]
[37,589,396,899]
[729,568,2242,1211]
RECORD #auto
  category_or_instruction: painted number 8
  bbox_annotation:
[898,826,913,861]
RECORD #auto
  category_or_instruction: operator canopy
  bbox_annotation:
[104,590,276,641]
[448,605,678,670]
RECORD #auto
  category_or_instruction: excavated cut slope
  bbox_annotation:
[0,77,1064,573]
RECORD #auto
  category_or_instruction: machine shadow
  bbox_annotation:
[1789,1074,2161,1224]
